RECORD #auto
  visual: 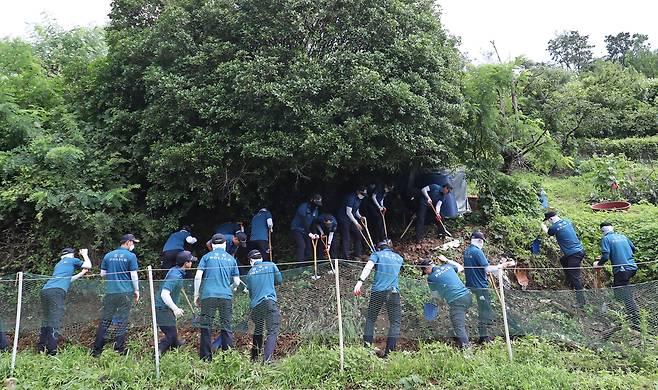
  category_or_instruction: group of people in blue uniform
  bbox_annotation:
[25,182,642,359]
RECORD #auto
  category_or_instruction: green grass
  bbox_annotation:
[513,170,658,282]
[1,338,657,389]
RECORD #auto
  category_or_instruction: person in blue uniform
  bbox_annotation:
[463,231,515,343]
[541,211,586,307]
[92,234,140,357]
[313,213,338,259]
[194,234,242,361]
[215,222,244,236]
[337,187,367,261]
[37,247,92,355]
[250,208,274,259]
[417,257,472,348]
[155,250,196,355]
[353,240,403,357]
[245,250,282,363]
[362,182,393,243]
[160,226,197,271]
[593,221,640,330]
[290,194,322,265]
[416,183,452,242]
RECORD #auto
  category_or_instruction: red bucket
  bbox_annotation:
[590,201,631,211]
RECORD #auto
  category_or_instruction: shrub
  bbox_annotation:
[579,154,658,205]
[474,171,542,221]
[578,136,658,163]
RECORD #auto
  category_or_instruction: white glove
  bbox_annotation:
[173,307,184,318]
[353,281,363,296]
[540,223,549,234]
[456,263,464,273]
[593,261,600,268]
[80,248,89,256]
[186,236,198,244]
[502,260,516,268]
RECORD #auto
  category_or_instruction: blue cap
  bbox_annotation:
[120,233,140,243]
[471,231,486,241]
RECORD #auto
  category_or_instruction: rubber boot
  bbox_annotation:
[382,337,397,358]
[251,335,263,362]
[363,335,374,348]
[220,330,234,351]
[37,327,49,353]
[263,333,277,362]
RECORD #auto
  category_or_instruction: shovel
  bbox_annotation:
[427,201,452,238]
[311,236,320,280]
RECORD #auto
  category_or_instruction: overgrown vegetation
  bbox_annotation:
[1,338,656,389]
[0,1,656,281]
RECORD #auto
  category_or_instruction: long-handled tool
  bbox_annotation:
[181,289,201,327]
[360,217,376,251]
[380,209,389,241]
[356,223,376,253]
[311,236,320,280]
[594,267,603,289]
[400,214,416,240]
[593,256,603,289]
[427,201,452,238]
[488,273,503,303]
[268,229,273,261]
[321,235,336,274]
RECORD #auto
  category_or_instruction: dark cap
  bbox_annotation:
[175,250,197,265]
[181,224,192,232]
[543,211,557,221]
[120,233,140,243]
[310,194,323,206]
[471,231,486,241]
[60,247,75,256]
[376,239,392,250]
[210,233,226,244]
[442,183,454,190]
[600,221,613,228]
[323,214,334,223]
[248,249,263,260]
[416,259,433,268]
[356,185,367,193]
[235,232,247,247]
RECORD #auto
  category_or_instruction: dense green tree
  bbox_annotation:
[0,30,136,272]
[91,0,466,222]
[547,31,594,71]
[548,61,658,149]
[461,58,568,173]
[604,32,649,64]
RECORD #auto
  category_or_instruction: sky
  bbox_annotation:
[1,0,657,63]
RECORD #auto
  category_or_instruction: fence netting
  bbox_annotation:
[2,262,656,366]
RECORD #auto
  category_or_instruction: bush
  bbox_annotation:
[474,171,542,221]
[579,154,658,205]
[578,136,658,163]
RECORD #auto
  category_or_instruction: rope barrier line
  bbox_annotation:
[16,258,658,282]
